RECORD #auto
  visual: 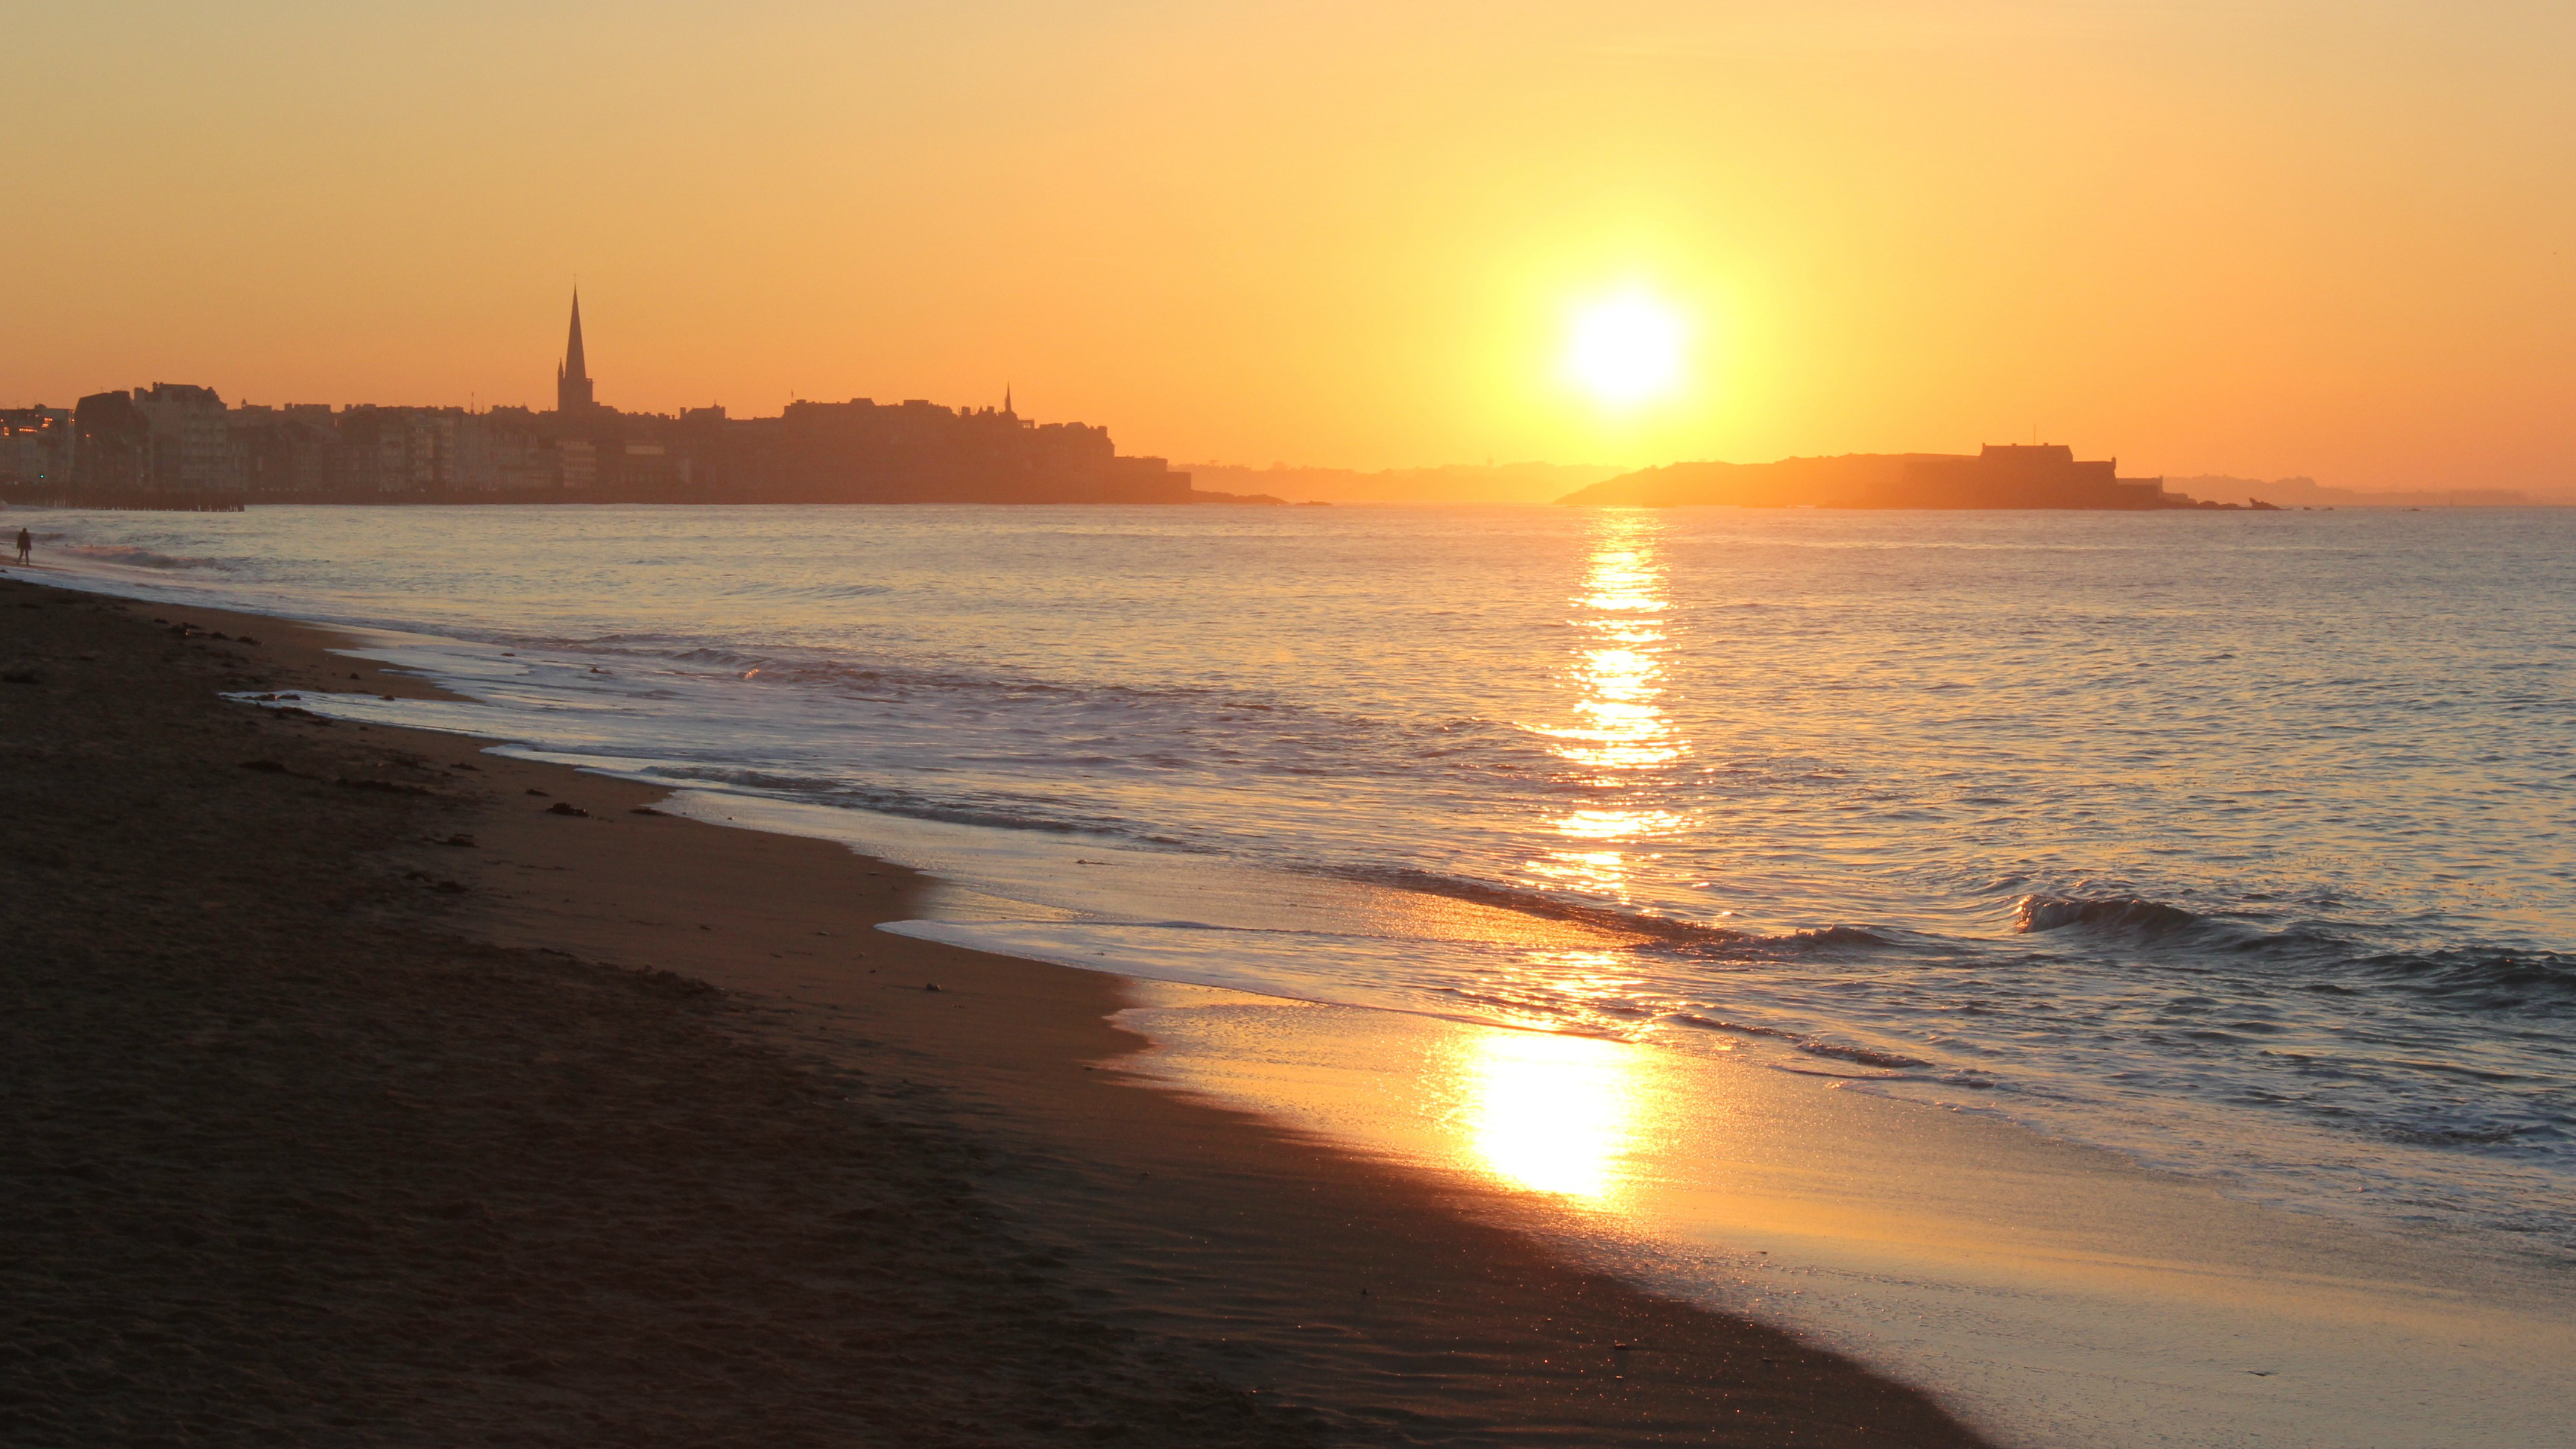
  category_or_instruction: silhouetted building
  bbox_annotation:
[1890,444,2171,508]
[40,294,1188,505]
[556,291,596,416]
[0,406,72,488]
[229,405,337,496]
[558,437,597,490]
[71,391,154,493]
[128,383,244,495]
[760,397,1189,503]
[469,407,559,491]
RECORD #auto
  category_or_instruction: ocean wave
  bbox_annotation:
[1351,866,1750,947]
[1795,1041,1931,1069]
[56,543,236,572]
[1760,924,1893,950]
[663,645,777,670]
[2015,894,2203,937]
[1663,1013,1930,1069]
[2358,947,2576,1008]
[646,765,1173,840]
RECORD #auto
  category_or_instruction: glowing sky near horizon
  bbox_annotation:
[2,1,2571,489]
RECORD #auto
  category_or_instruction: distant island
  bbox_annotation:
[0,294,1195,509]
[1559,446,2272,511]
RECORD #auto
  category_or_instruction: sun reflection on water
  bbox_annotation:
[1456,1027,1642,1201]
[1429,512,1687,1203]
[1527,511,1687,898]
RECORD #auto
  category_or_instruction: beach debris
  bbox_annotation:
[335,775,434,795]
[546,801,592,817]
[525,787,549,797]
[239,760,288,774]
[629,805,666,815]
[379,694,395,701]
[924,983,941,992]
[441,834,477,848]
[631,967,720,998]
[2,667,40,684]
[237,635,260,645]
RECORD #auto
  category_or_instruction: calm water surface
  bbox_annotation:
[30,503,2576,1257]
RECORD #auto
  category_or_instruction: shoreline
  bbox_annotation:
[0,570,1995,1445]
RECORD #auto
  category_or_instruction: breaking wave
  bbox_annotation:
[2015,894,2204,936]
[54,543,236,572]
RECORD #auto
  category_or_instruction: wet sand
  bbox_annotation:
[0,570,1993,1447]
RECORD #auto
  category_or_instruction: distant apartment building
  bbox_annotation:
[230,404,341,496]
[129,383,244,495]
[470,408,558,492]
[0,406,73,487]
[70,391,155,493]
[58,384,247,497]
[558,438,596,490]
[224,404,564,496]
[338,406,461,493]
[756,397,1190,503]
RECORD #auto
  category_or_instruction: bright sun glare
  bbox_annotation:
[1565,294,1688,408]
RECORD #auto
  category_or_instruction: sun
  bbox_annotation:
[1564,293,1688,408]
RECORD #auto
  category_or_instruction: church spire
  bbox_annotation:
[556,290,595,414]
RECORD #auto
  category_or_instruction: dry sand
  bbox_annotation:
[0,570,1993,1447]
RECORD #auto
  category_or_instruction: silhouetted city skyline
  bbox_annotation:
[0,294,1191,507]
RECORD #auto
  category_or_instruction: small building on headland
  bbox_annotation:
[1887,444,2174,509]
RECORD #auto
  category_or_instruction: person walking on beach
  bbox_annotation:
[13,528,28,565]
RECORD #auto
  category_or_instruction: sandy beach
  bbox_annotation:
[0,570,1995,1445]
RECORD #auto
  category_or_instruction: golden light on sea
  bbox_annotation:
[1455,1026,1641,1201]
[1527,511,1686,897]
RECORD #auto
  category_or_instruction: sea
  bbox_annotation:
[23,502,2574,1259]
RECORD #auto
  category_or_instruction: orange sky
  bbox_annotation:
[4,2,2571,491]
